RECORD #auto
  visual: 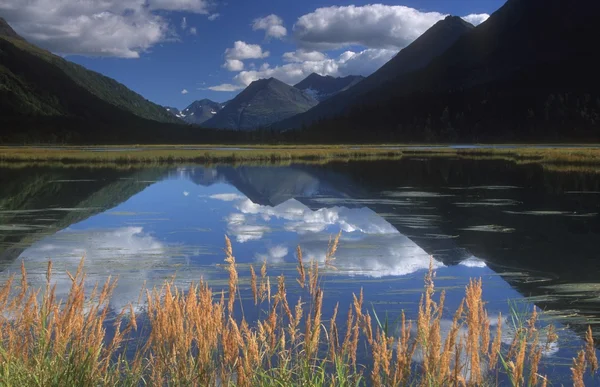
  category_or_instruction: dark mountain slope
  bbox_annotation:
[203,78,318,130]
[277,16,474,129]
[0,18,187,142]
[289,0,600,142]
[294,73,364,102]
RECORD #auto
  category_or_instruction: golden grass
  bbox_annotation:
[0,145,404,166]
[0,238,598,386]
[3,145,600,172]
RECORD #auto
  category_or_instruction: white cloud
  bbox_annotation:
[207,83,244,92]
[181,89,189,94]
[0,0,211,58]
[231,48,395,87]
[223,59,245,72]
[252,14,287,40]
[147,0,210,14]
[210,193,245,201]
[459,256,487,268]
[294,5,446,50]
[283,49,327,63]
[225,41,269,60]
[208,13,220,21]
[255,245,289,264]
[0,227,202,311]
[221,196,444,277]
[462,13,490,26]
[189,27,197,35]
[181,16,188,29]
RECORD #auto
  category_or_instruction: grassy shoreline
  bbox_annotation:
[1,145,600,167]
[0,237,598,386]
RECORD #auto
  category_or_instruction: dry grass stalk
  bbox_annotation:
[585,325,598,374]
[224,235,238,316]
[296,245,306,288]
[2,239,600,386]
[325,231,341,268]
[465,278,483,384]
[572,349,586,387]
[259,259,269,303]
[489,312,502,369]
[250,264,258,306]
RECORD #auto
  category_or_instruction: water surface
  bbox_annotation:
[1,157,599,383]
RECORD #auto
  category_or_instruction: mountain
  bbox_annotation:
[0,18,183,142]
[282,0,600,142]
[164,106,182,118]
[179,99,224,125]
[0,17,23,40]
[203,78,318,130]
[293,73,364,102]
[276,16,474,129]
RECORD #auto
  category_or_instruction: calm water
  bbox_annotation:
[1,157,600,383]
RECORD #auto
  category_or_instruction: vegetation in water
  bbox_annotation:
[2,146,600,171]
[0,236,598,386]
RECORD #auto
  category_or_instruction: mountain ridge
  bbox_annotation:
[294,73,364,102]
[203,77,318,130]
[276,15,474,129]
[0,17,182,142]
[290,0,600,142]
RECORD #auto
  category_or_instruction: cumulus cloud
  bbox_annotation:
[189,27,197,35]
[294,5,446,50]
[208,13,220,21]
[181,89,189,94]
[148,0,210,13]
[0,0,211,58]
[225,41,270,60]
[223,59,245,72]
[462,13,490,26]
[283,49,327,63]
[181,16,188,29]
[252,14,287,40]
[230,48,395,87]
[207,83,244,92]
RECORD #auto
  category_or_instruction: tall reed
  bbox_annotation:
[0,239,598,386]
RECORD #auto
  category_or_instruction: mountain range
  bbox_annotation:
[2,0,599,143]
[202,77,318,130]
[276,16,474,130]
[166,99,225,125]
[280,0,600,142]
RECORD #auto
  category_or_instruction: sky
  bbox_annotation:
[1,0,504,108]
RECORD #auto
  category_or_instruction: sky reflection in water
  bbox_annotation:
[1,161,599,383]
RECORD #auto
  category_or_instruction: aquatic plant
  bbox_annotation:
[0,237,597,386]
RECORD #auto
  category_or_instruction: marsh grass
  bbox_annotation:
[0,146,404,167]
[0,237,598,386]
[3,145,600,171]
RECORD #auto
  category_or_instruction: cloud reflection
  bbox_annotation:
[4,227,203,312]
[222,195,443,277]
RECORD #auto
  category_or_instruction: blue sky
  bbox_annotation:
[1,0,504,108]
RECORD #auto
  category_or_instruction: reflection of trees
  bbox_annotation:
[0,167,165,266]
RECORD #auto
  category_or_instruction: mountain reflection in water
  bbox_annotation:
[0,159,599,350]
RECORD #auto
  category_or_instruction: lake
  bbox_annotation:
[1,156,599,384]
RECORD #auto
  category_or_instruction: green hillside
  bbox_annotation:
[0,17,183,142]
